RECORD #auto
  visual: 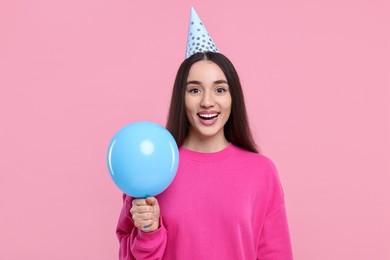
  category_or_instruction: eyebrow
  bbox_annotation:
[186,80,228,86]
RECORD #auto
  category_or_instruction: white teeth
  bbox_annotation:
[198,113,218,118]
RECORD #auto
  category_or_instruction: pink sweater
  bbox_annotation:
[116,143,293,259]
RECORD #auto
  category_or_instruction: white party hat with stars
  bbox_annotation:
[185,7,219,58]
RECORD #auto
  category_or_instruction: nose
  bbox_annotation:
[200,91,215,108]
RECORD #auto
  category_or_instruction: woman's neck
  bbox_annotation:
[183,135,229,153]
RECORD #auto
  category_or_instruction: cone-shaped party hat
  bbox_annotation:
[185,7,219,58]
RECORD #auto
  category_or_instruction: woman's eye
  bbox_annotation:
[216,87,226,93]
[188,88,200,93]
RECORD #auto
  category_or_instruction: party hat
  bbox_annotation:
[185,7,219,58]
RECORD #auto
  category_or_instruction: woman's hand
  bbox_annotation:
[130,197,160,232]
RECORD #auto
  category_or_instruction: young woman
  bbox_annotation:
[116,52,293,259]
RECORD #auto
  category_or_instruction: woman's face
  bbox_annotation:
[184,60,232,145]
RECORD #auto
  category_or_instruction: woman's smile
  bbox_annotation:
[197,111,220,125]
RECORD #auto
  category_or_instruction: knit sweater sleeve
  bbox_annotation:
[116,194,167,260]
[257,158,293,260]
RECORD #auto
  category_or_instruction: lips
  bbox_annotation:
[197,113,218,120]
[197,111,219,126]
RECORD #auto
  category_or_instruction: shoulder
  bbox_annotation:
[230,145,285,203]
[230,145,281,182]
[231,145,277,169]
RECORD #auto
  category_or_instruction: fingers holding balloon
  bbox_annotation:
[131,198,152,211]
[131,198,158,215]
[131,210,154,224]
[131,210,154,221]
[130,197,161,232]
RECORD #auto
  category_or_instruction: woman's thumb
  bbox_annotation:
[146,196,157,206]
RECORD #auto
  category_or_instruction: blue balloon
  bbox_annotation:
[107,121,179,198]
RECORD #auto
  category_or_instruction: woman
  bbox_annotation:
[116,52,293,259]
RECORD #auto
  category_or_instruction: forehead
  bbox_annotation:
[187,60,227,81]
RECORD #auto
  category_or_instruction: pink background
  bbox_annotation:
[1,0,389,259]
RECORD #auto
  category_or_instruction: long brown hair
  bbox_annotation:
[166,52,259,153]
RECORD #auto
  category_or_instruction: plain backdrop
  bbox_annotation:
[1,0,389,259]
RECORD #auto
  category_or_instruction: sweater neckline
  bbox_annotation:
[179,143,235,162]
